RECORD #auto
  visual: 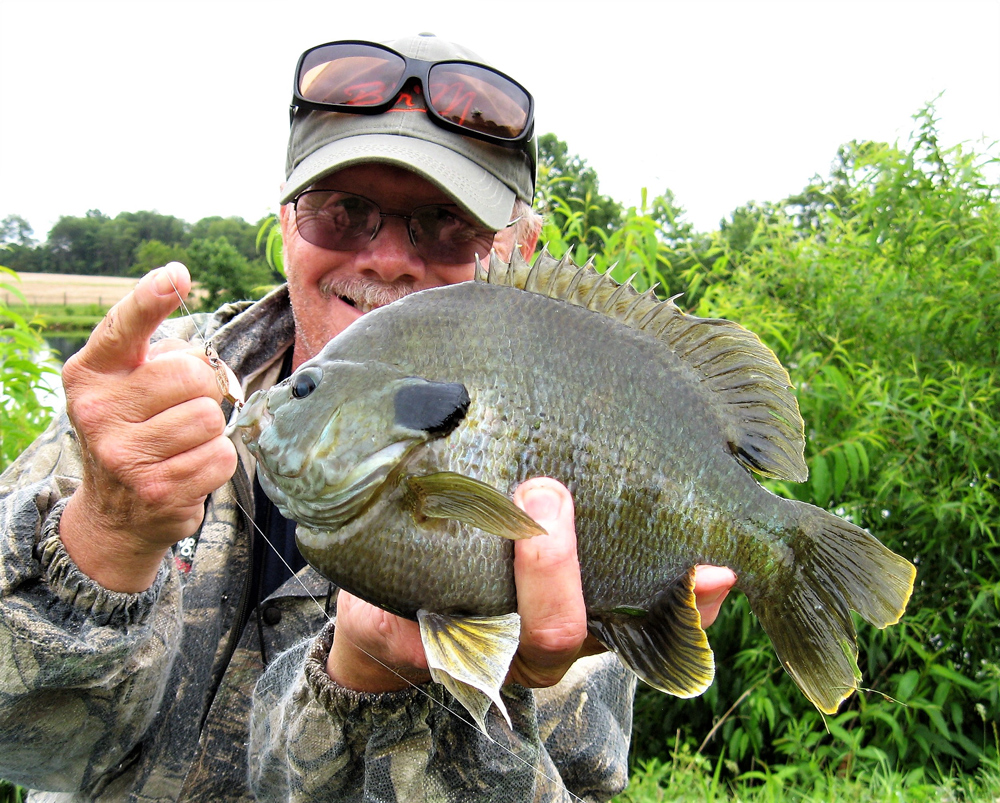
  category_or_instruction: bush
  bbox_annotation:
[0,265,60,471]
[621,106,1000,785]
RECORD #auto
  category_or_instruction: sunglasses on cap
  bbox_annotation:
[291,40,534,147]
[292,189,512,264]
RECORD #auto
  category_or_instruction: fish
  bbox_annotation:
[235,249,916,732]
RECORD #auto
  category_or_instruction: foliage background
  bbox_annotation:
[536,105,999,795]
[2,105,998,799]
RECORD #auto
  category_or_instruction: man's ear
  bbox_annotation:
[491,211,541,262]
[279,202,292,237]
[518,225,540,261]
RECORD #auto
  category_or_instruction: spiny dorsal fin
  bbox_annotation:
[477,249,807,482]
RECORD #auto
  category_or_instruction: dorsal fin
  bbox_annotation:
[476,249,807,482]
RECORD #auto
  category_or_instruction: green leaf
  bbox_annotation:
[832,448,849,497]
[810,453,831,508]
[895,669,921,702]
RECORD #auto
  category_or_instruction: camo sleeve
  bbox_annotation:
[249,622,634,802]
[0,413,183,792]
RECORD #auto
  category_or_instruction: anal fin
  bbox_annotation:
[417,609,522,734]
[588,566,715,697]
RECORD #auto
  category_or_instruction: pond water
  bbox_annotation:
[31,335,90,409]
[45,334,90,363]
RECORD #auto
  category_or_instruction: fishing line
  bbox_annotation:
[163,275,589,802]
[235,497,587,802]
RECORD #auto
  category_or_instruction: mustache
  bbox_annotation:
[318,275,414,312]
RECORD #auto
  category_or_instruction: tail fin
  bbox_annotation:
[751,505,916,714]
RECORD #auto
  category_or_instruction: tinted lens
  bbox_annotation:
[294,191,380,250]
[410,205,497,263]
[294,191,496,264]
[298,43,406,106]
[427,63,531,139]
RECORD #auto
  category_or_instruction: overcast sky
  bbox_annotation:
[1,0,997,241]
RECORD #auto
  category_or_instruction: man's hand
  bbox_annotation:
[326,478,736,692]
[59,263,238,593]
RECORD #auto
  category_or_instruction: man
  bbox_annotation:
[0,34,734,800]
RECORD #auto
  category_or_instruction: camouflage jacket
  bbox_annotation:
[0,286,636,802]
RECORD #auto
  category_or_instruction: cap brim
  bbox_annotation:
[279,134,517,231]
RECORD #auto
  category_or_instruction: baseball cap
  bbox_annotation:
[281,33,537,230]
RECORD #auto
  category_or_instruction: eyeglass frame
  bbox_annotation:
[290,188,518,263]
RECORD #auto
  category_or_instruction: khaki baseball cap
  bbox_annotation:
[282,33,537,230]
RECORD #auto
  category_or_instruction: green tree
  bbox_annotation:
[535,133,624,256]
[46,210,128,275]
[115,211,188,249]
[188,216,262,263]
[129,239,190,277]
[185,236,272,310]
[0,217,44,274]
[0,215,35,248]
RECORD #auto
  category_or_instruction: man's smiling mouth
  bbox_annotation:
[321,276,414,315]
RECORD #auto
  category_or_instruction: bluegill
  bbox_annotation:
[236,251,915,731]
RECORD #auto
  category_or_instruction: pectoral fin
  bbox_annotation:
[417,609,522,734]
[404,472,546,539]
[588,566,716,698]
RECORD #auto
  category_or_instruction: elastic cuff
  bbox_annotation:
[304,620,439,728]
[34,498,171,628]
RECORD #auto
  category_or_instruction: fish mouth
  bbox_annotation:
[233,390,272,450]
[269,438,418,531]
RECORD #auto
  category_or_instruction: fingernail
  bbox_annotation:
[522,486,562,524]
[152,267,175,297]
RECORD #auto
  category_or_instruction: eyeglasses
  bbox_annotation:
[292,190,503,264]
[291,40,534,147]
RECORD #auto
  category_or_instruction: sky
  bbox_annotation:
[1,0,998,241]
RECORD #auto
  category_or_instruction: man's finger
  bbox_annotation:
[509,478,589,687]
[693,565,737,628]
[79,263,192,373]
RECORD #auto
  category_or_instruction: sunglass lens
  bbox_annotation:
[427,63,531,139]
[295,192,379,250]
[298,43,406,106]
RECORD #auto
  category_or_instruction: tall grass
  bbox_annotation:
[614,746,1000,802]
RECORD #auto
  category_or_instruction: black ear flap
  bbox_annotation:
[394,380,470,437]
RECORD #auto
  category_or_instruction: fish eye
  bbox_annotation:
[291,372,318,399]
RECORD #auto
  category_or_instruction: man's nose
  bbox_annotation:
[356,216,427,284]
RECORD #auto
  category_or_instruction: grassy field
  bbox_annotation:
[3,272,135,335]
[3,271,138,308]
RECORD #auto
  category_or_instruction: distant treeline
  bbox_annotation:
[0,210,277,310]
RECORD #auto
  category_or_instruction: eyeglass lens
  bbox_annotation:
[294,191,497,264]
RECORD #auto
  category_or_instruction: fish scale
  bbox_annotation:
[236,249,916,732]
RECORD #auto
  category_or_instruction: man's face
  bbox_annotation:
[280,163,515,367]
